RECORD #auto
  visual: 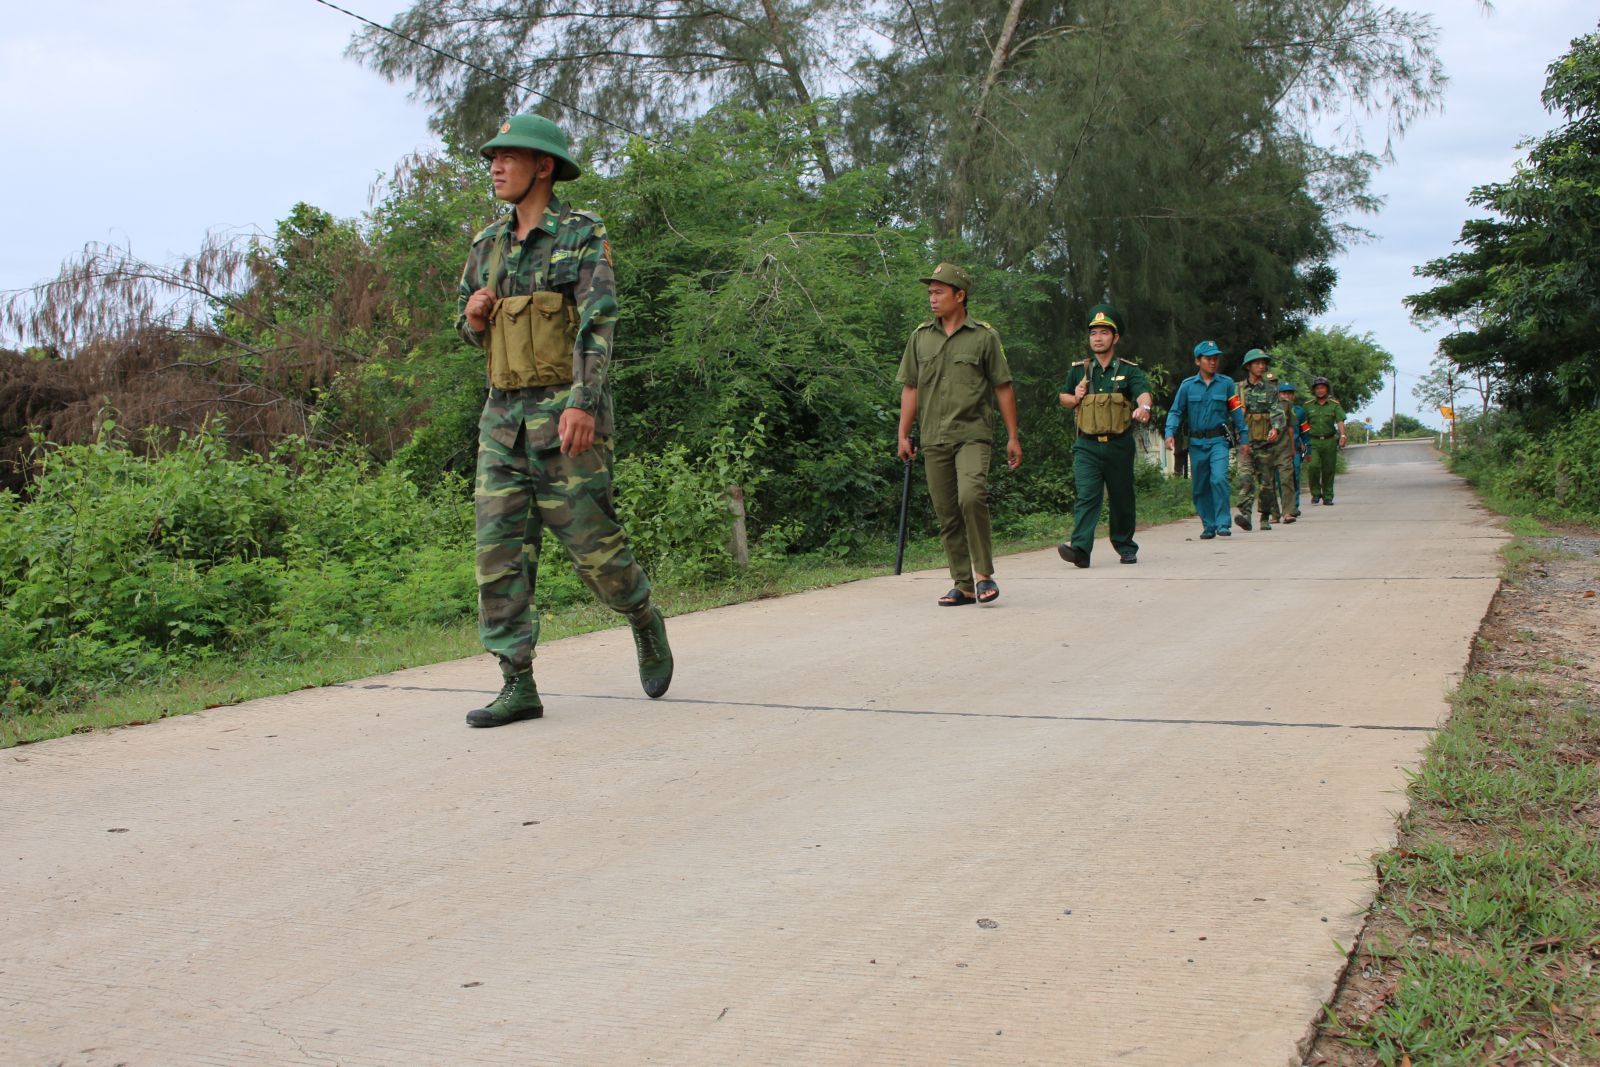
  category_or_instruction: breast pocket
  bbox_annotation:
[951,353,985,386]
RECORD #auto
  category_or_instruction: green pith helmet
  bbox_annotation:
[1087,303,1122,333]
[1241,347,1272,370]
[480,114,581,181]
[920,262,973,293]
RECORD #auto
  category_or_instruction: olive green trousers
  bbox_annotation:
[922,440,993,594]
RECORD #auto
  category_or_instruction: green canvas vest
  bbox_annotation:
[482,213,582,390]
[1075,359,1133,436]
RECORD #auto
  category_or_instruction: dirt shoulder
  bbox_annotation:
[1304,528,1600,1066]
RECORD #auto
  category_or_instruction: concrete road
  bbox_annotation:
[2,440,1504,1066]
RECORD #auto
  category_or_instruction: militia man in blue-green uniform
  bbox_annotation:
[1057,304,1154,567]
[1164,341,1250,538]
[1232,349,1286,531]
[896,263,1021,606]
[457,113,672,727]
[1304,376,1348,505]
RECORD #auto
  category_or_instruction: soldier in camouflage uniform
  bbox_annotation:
[457,113,672,727]
[1233,349,1285,531]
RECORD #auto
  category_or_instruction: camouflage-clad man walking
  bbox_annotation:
[457,113,672,727]
[1233,349,1285,531]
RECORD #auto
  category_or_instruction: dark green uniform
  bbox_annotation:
[897,316,1012,594]
[1305,397,1347,503]
[458,197,652,678]
[1062,356,1151,560]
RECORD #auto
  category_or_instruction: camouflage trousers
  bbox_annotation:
[1237,438,1281,520]
[476,394,652,678]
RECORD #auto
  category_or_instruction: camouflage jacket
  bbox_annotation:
[1235,376,1287,442]
[456,197,618,434]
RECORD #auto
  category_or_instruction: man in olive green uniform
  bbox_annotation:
[896,263,1021,606]
[1304,375,1347,505]
[1272,382,1310,522]
[1233,349,1286,531]
[1057,304,1154,567]
[457,113,672,727]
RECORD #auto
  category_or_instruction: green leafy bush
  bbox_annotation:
[0,427,473,716]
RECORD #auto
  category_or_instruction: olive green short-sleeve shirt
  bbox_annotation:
[896,317,1012,446]
[1305,398,1346,437]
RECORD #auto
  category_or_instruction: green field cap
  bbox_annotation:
[1087,303,1122,332]
[920,262,973,292]
[480,114,581,181]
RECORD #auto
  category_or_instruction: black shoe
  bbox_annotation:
[1311,497,1321,505]
[1236,511,1252,531]
[632,607,674,699]
[466,673,544,727]
[1323,500,1335,506]
[1057,543,1090,568]
[1119,554,1137,564]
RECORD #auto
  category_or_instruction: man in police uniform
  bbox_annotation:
[1164,341,1249,538]
[896,263,1020,606]
[1057,304,1154,567]
[457,113,672,727]
[1233,349,1286,531]
[1304,376,1347,504]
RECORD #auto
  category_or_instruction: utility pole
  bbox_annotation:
[1446,370,1457,450]
[1391,370,1397,439]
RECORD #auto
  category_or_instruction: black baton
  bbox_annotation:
[894,455,914,575]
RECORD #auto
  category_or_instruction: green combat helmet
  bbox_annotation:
[480,114,582,181]
[1087,303,1123,333]
[920,262,973,292]
[1241,347,1272,370]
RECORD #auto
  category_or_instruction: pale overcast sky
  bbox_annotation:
[2,2,1595,425]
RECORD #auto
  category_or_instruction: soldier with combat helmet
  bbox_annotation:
[896,263,1021,606]
[1232,348,1286,531]
[1304,376,1347,505]
[456,113,672,727]
[1057,304,1154,567]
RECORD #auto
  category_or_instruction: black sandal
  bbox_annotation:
[975,579,1000,603]
[939,588,976,606]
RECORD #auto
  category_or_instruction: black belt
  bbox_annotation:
[1079,429,1129,443]
[1190,427,1228,439]
[488,384,567,400]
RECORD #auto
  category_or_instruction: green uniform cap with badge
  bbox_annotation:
[920,262,974,293]
[480,114,582,182]
[1087,303,1123,333]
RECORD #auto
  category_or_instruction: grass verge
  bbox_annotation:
[2,471,1200,748]
[1305,517,1600,1066]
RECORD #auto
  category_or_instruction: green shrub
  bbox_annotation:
[0,428,474,716]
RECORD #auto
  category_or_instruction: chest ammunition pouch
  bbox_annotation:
[1075,363,1132,435]
[482,214,584,390]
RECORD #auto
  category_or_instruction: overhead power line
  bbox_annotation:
[309,0,668,147]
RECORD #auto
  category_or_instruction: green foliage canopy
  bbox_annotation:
[1406,27,1600,422]
[1272,325,1395,413]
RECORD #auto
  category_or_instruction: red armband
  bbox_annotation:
[1227,394,1243,411]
